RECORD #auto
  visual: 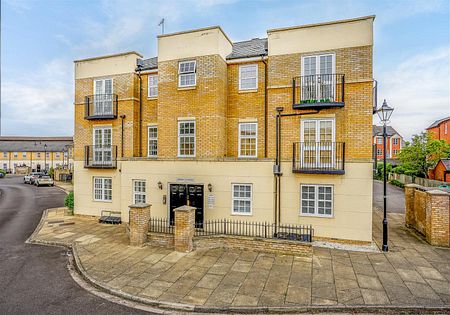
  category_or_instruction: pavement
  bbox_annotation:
[0,176,149,315]
[54,180,74,194]
[373,180,405,213]
[29,204,450,312]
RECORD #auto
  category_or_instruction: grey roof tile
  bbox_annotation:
[227,38,268,60]
[427,116,450,129]
[137,57,158,71]
[0,137,73,152]
[373,125,401,137]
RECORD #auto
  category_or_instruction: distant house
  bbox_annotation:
[426,116,450,143]
[372,125,404,161]
[429,159,450,182]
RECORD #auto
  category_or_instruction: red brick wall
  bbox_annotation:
[428,119,450,143]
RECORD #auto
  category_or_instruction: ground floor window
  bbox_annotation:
[133,180,146,204]
[300,184,333,217]
[232,183,252,215]
[94,177,112,201]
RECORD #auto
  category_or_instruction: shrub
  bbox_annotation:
[0,169,6,177]
[48,167,54,178]
[390,179,405,189]
[64,192,74,214]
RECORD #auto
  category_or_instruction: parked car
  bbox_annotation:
[34,175,54,187]
[24,172,44,184]
[438,184,450,189]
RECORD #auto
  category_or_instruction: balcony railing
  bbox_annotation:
[292,74,345,109]
[292,142,345,174]
[84,94,118,120]
[84,145,117,169]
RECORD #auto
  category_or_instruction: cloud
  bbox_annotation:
[3,0,31,13]
[1,58,74,136]
[375,46,450,140]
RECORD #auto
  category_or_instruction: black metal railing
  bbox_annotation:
[292,142,345,174]
[195,219,313,242]
[293,74,345,108]
[84,94,118,119]
[149,217,174,234]
[84,145,117,168]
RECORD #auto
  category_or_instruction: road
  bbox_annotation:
[373,180,405,213]
[0,176,149,315]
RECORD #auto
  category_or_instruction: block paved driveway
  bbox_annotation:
[32,206,450,309]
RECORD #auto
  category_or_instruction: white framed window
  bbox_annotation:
[148,75,158,97]
[22,152,27,158]
[13,152,18,158]
[148,126,158,157]
[37,152,41,158]
[300,184,333,217]
[93,177,112,201]
[393,149,398,155]
[56,153,60,158]
[133,180,146,204]
[178,60,196,87]
[232,184,252,215]
[3,163,7,170]
[445,123,448,135]
[393,138,398,145]
[238,122,257,158]
[46,152,50,158]
[93,126,113,165]
[2,152,7,158]
[93,78,113,116]
[301,119,335,167]
[301,53,336,101]
[377,137,383,144]
[239,64,258,90]
[178,120,196,157]
[377,148,382,156]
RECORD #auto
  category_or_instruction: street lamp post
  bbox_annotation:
[376,99,394,252]
[44,144,48,172]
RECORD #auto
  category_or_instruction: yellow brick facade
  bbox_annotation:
[73,17,376,242]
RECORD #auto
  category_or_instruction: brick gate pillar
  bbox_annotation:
[129,203,151,246]
[425,190,449,247]
[174,205,196,252]
[405,184,420,227]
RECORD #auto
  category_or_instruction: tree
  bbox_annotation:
[398,132,450,178]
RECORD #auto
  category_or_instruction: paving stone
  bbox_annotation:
[384,284,416,305]
[162,251,186,263]
[404,281,441,300]
[416,266,446,281]
[352,262,377,277]
[312,282,337,300]
[196,255,219,267]
[232,294,259,306]
[356,274,384,291]
[313,256,332,269]
[231,260,253,273]
[312,268,334,283]
[332,265,357,280]
[335,278,359,291]
[221,270,247,286]
[426,279,450,295]
[376,271,404,287]
[253,255,274,270]
[166,278,197,295]
[311,297,337,305]
[396,268,427,284]
[196,274,223,290]
[239,251,258,262]
[285,286,311,304]
[158,291,184,303]
[206,285,239,306]
[336,287,362,304]
[258,291,285,306]
[360,289,390,305]
[140,285,165,299]
[207,262,232,275]
[181,287,213,305]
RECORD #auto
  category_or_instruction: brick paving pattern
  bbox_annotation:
[32,207,450,307]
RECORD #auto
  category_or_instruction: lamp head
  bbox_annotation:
[376,99,394,124]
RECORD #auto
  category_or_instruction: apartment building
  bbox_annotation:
[74,16,375,242]
[372,125,403,161]
[426,116,450,143]
[0,136,73,173]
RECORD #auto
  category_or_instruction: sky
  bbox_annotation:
[1,0,449,140]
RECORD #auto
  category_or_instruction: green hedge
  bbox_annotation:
[390,179,405,189]
[64,192,74,214]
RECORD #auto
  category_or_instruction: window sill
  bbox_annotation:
[238,89,258,94]
[178,86,196,91]
[299,213,333,219]
[231,212,253,216]
[93,200,113,203]
[147,96,158,100]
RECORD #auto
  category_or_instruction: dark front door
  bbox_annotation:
[169,184,204,226]
[187,184,204,228]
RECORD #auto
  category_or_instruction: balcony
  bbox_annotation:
[84,145,117,169]
[84,94,118,120]
[292,142,345,174]
[292,74,345,110]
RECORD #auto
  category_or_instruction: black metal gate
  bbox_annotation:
[169,184,204,227]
